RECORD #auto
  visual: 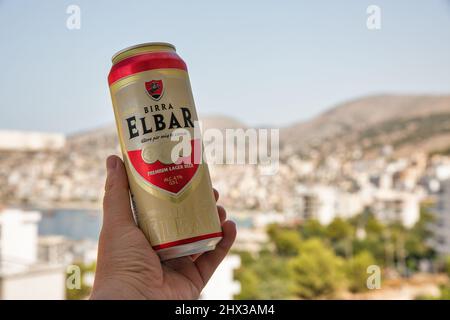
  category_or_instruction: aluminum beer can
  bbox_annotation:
[108,42,222,260]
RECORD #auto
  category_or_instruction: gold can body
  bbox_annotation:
[108,43,222,260]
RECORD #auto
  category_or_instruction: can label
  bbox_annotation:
[110,67,221,248]
[112,69,200,197]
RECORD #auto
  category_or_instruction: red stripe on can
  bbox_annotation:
[152,232,223,251]
[108,51,187,85]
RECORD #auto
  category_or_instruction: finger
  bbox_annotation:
[213,188,219,202]
[218,206,226,224]
[102,155,135,230]
[194,220,237,285]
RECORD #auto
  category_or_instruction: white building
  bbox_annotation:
[0,130,65,152]
[371,190,420,228]
[295,183,420,227]
[200,254,241,300]
[0,209,41,269]
[0,208,66,299]
[233,227,268,253]
[38,235,73,265]
[431,179,450,256]
[295,185,363,225]
[435,164,450,181]
[69,239,98,265]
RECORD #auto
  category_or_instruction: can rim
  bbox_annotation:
[111,42,176,64]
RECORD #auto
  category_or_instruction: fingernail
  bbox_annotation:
[106,156,117,173]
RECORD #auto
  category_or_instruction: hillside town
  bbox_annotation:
[0,121,450,299]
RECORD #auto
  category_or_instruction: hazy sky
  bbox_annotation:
[0,0,449,134]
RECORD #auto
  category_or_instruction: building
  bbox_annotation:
[233,227,268,253]
[296,185,337,224]
[371,190,420,228]
[200,255,241,300]
[0,264,67,300]
[0,130,65,152]
[69,239,98,265]
[38,235,72,265]
[431,179,450,256]
[295,185,363,225]
[0,209,41,269]
[0,208,66,299]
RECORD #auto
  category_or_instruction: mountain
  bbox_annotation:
[66,95,450,158]
[1,95,449,207]
[198,114,247,131]
[280,94,450,157]
[67,115,247,146]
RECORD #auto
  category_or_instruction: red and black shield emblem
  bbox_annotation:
[145,80,164,100]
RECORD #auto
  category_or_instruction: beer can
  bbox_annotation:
[108,42,222,260]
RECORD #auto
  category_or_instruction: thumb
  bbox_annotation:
[102,155,136,230]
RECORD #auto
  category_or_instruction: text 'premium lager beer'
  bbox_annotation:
[108,42,222,260]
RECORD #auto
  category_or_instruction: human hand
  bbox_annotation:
[90,155,237,300]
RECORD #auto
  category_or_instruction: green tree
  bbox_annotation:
[404,204,435,268]
[289,238,346,299]
[234,268,259,299]
[352,237,385,267]
[438,285,450,300]
[345,250,376,293]
[235,252,292,299]
[326,218,354,257]
[326,218,354,242]
[235,250,255,265]
[444,256,450,278]
[365,215,385,236]
[254,253,293,299]
[267,224,302,256]
[299,219,326,239]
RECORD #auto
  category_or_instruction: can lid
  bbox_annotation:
[111,42,176,64]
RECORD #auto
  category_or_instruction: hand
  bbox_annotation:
[90,155,237,300]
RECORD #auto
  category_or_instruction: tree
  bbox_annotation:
[438,286,450,300]
[235,252,293,299]
[289,238,346,299]
[254,253,293,299]
[352,237,385,267]
[299,219,326,239]
[365,214,385,236]
[267,224,302,256]
[326,218,354,257]
[234,268,259,300]
[345,250,376,293]
[352,213,393,269]
[326,218,354,242]
[445,256,450,278]
[404,204,436,268]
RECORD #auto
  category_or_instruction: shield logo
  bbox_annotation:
[145,80,164,100]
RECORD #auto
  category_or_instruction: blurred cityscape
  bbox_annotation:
[0,94,449,299]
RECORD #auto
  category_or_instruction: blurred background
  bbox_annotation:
[0,0,450,299]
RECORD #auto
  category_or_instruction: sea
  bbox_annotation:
[37,208,252,241]
[38,209,102,241]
